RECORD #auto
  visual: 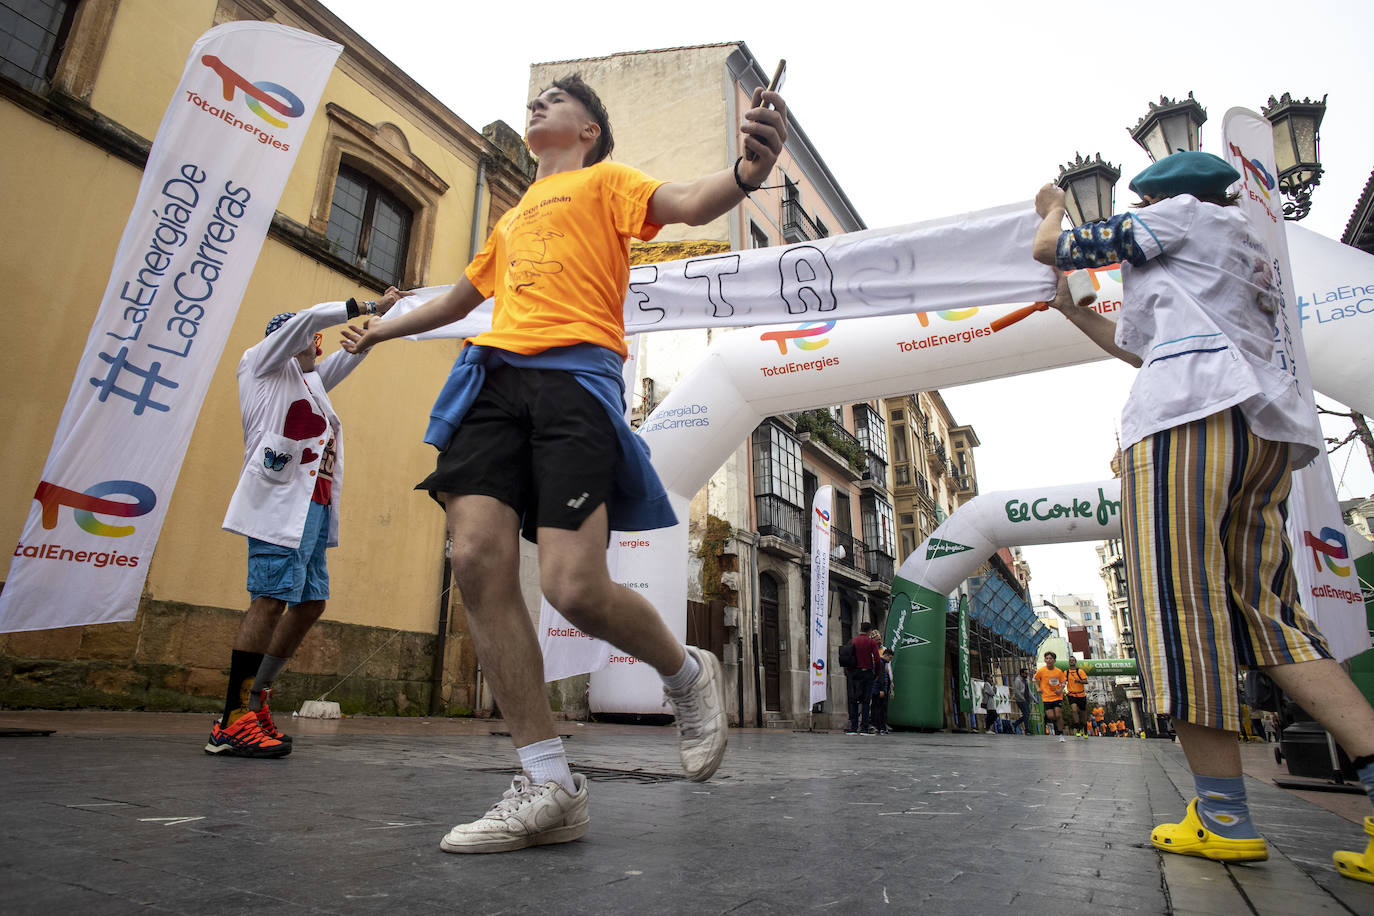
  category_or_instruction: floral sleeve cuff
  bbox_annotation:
[1054,213,1148,270]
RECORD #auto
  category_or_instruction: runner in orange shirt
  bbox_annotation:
[1032,651,1067,740]
[1065,656,1089,738]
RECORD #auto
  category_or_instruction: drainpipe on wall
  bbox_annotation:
[743,534,758,728]
[432,154,491,717]
[428,537,453,715]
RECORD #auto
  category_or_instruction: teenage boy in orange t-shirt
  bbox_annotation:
[1033,651,1067,739]
[345,74,787,855]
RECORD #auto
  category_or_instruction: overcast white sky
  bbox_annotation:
[322,0,1374,644]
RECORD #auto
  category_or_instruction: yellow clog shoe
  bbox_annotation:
[1150,798,1268,862]
[1333,816,1374,884]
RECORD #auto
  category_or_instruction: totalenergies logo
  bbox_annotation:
[814,506,831,531]
[34,479,157,537]
[1304,526,1351,577]
[761,321,834,355]
[812,657,825,676]
[1227,141,1276,202]
[201,55,304,128]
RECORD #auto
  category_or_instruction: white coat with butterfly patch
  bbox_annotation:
[222,302,367,549]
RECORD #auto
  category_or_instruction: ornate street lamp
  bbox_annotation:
[1056,153,1120,226]
[1262,92,1327,221]
[1128,92,1207,161]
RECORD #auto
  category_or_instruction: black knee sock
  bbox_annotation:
[222,650,264,724]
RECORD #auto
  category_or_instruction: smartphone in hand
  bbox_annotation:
[746,59,786,161]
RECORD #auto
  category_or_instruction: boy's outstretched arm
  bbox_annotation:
[648,88,788,227]
[341,276,485,354]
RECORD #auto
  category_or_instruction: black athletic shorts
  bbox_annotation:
[416,364,618,543]
[1069,695,1087,711]
[1043,700,1062,711]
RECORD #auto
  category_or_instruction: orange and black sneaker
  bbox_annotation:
[255,688,292,745]
[204,708,291,758]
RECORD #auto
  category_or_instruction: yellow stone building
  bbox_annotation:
[0,0,533,714]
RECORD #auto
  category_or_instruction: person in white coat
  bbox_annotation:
[206,287,406,758]
[1033,151,1374,881]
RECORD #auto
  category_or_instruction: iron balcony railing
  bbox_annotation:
[755,494,803,547]
[781,196,827,243]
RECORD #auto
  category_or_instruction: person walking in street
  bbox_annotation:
[209,287,409,759]
[980,678,999,733]
[1262,711,1278,744]
[843,623,883,735]
[343,73,788,853]
[1034,152,1374,881]
[871,647,895,734]
[1011,667,1031,735]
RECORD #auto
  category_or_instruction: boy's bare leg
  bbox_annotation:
[265,600,326,657]
[446,494,559,748]
[1262,658,1374,758]
[537,504,686,675]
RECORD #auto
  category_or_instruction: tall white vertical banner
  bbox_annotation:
[809,485,833,707]
[1222,109,1370,659]
[0,23,341,632]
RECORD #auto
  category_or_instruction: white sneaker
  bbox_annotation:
[439,773,589,854]
[665,645,727,782]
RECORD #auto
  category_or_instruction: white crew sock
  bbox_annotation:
[518,737,576,794]
[660,648,701,695]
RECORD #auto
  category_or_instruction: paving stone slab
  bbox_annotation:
[2,714,1371,915]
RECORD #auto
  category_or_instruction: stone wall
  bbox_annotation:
[0,597,446,716]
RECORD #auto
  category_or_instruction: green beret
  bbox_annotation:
[1128,151,1240,199]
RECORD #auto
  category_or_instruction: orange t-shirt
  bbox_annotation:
[464,161,665,358]
[1033,665,1066,702]
[1092,706,1105,722]
[1066,666,1088,698]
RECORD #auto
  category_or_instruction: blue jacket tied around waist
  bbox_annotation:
[425,343,677,533]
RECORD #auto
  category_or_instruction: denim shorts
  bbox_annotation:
[246,500,330,604]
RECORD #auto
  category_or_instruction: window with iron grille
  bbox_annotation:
[853,403,888,463]
[753,422,804,543]
[862,494,895,556]
[750,221,769,249]
[326,163,413,287]
[0,0,74,92]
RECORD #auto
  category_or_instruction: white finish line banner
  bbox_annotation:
[387,202,1060,339]
[0,23,341,632]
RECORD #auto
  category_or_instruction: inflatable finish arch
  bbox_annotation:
[883,480,1124,729]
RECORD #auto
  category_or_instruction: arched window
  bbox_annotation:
[325,162,412,287]
[309,103,448,290]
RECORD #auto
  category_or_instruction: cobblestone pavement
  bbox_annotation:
[1,711,1371,915]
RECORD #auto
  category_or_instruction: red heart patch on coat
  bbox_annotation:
[283,399,326,441]
[300,448,319,464]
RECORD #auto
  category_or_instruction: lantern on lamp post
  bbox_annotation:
[1262,92,1327,221]
[1128,92,1207,161]
[1056,153,1120,226]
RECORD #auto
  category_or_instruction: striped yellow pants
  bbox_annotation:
[1120,408,1331,731]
